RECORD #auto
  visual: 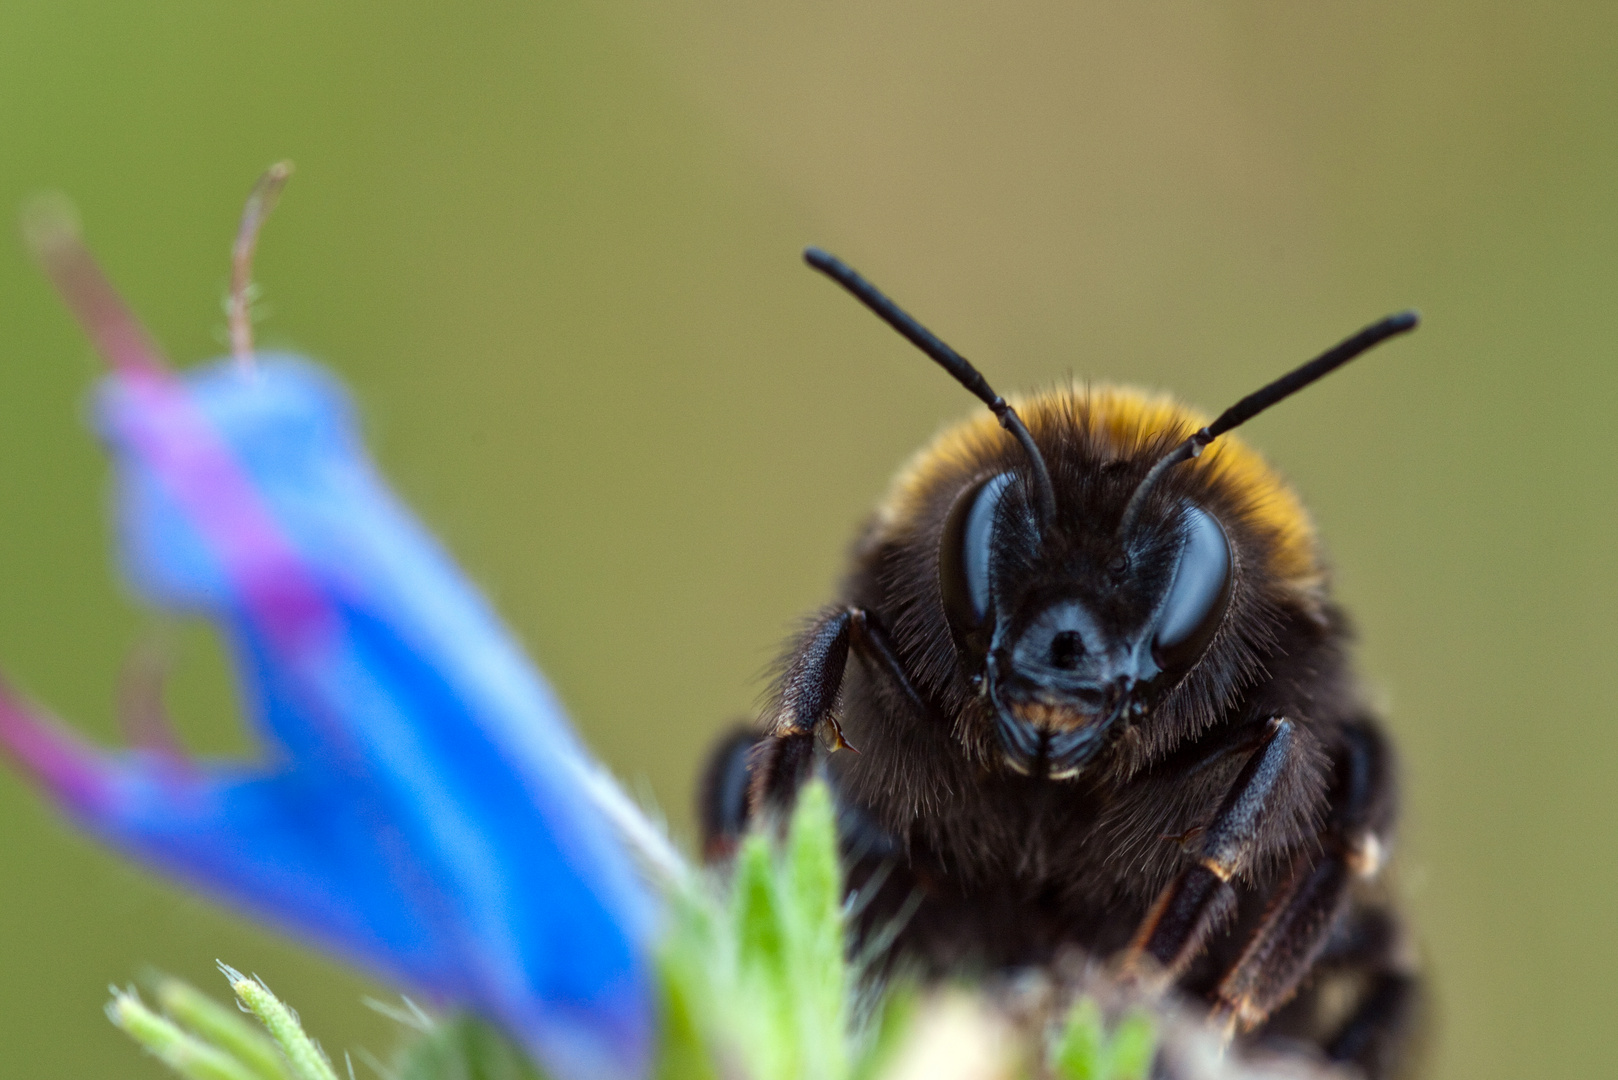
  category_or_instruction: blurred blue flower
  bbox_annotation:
[0,220,657,1080]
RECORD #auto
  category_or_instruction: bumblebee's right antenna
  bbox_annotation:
[804,247,1058,525]
[1115,309,1420,545]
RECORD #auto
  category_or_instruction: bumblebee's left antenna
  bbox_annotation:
[804,248,1058,525]
[1115,309,1420,545]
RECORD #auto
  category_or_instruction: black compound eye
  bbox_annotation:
[940,472,1013,631]
[1151,504,1232,673]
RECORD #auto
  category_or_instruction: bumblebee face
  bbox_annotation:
[866,385,1327,782]
[939,463,1234,778]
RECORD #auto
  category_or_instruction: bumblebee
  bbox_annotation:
[700,250,1420,1077]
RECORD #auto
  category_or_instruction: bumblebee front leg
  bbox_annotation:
[1125,715,1413,1072]
[748,605,923,816]
[1207,719,1400,1034]
[1208,722,1415,1077]
[1123,717,1308,979]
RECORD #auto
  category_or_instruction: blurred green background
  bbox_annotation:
[0,2,1610,1077]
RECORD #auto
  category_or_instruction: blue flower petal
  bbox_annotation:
[2,356,657,1080]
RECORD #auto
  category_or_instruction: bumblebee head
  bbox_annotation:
[938,444,1231,778]
[806,248,1417,779]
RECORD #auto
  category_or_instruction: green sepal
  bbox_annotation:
[1050,997,1156,1080]
[392,1015,547,1080]
[848,985,916,1080]
[107,987,263,1080]
[220,965,338,1080]
[1104,1013,1155,1080]
[152,973,292,1080]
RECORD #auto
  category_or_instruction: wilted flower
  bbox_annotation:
[0,201,657,1080]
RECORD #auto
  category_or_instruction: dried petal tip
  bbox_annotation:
[117,640,189,760]
[20,191,83,258]
[236,163,295,252]
[259,161,295,191]
[231,162,295,366]
[20,195,168,377]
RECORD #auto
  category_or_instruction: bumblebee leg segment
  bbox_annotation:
[1314,903,1399,970]
[1209,720,1408,1038]
[1329,719,1399,877]
[1321,724,1418,1078]
[1211,853,1351,1032]
[1127,863,1238,979]
[848,608,934,720]
[747,606,858,814]
[749,730,819,816]
[776,606,856,740]
[748,604,932,815]
[1256,898,1416,1077]
[697,725,764,861]
[1125,717,1301,979]
[1325,970,1419,1080]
